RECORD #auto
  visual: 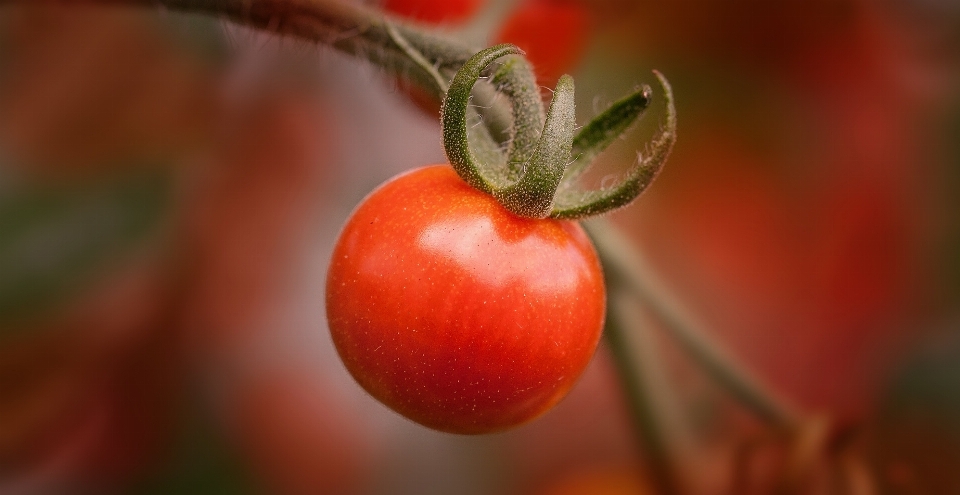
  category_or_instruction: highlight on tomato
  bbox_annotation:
[325,165,607,434]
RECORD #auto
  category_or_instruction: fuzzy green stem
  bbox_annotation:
[385,21,449,95]
[4,0,474,101]
[490,56,544,178]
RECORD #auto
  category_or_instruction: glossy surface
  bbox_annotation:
[326,165,605,434]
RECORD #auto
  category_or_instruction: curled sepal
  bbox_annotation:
[550,71,676,220]
[441,44,523,194]
[562,85,652,185]
[490,56,545,179]
[495,75,576,218]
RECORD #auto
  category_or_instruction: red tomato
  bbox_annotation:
[492,0,592,87]
[381,0,484,25]
[326,165,606,434]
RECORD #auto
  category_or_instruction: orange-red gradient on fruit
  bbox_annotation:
[326,165,606,434]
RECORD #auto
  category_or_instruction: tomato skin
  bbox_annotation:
[326,165,605,434]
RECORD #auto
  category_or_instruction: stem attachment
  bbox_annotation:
[495,75,575,218]
[441,44,676,219]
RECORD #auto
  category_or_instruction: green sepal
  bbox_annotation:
[564,85,652,185]
[441,44,522,194]
[490,56,545,180]
[495,75,576,219]
[550,71,676,219]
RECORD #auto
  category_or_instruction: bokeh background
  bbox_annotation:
[0,0,958,493]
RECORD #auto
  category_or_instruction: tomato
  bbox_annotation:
[325,165,605,434]
[381,0,484,25]
[492,0,592,87]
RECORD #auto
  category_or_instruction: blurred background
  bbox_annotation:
[0,0,957,493]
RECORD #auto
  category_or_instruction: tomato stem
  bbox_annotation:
[440,46,674,219]
[384,21,449,96]
[604,291,688,495]
[14,0,676,219]
[585,218,803,433]
[7,0,475,94]
[442,45,578,218]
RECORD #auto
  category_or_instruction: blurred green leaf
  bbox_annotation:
[873,327,960,493]
[883,337,960,418]
[157,11,231,65]
[131,402,255,495]
[0,166,174,331]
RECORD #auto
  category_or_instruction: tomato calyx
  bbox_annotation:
[440,44,677,220]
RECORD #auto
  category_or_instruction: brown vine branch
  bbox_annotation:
[2,0,473,95]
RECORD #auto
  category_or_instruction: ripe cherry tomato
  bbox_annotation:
[381,0,484,25]
[326,165,606,434]
[492,0,592,87]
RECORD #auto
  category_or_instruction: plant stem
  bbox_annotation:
[10,0,526,142]
[5,0,471,92]
[585,218,802,433]
[604,291,686,495]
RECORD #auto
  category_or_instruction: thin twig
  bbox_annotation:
[604,291,687,495]
[2,0,470,90]
[585,218,802,433]
[384,21,448,94]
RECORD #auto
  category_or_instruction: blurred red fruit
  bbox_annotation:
[380,0,484,25]
[620,122,927,417]
[0,265,180,493]
[0,5,218,179]
[182,78,335,355]
[492,0,592,87]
